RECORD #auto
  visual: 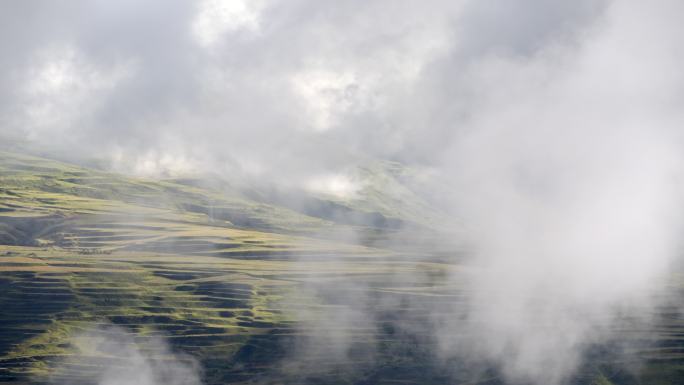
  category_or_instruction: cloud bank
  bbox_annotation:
[0,0,601,178]
[437,2,684,382]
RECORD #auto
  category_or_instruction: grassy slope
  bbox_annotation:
[0,151,683,384]
[0,151,455,384]
[0,151,333,234]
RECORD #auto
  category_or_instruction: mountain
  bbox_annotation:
[0,150,456,384]
[0,151,682,385]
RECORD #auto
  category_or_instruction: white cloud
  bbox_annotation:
[23,45,135,140]
[192,0,266,47]
[305,173,362,199]
[291,70,362,131]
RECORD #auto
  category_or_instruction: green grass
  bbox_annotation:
[0,244,455,384]
[0,151,458,384]
[2,151,684,384]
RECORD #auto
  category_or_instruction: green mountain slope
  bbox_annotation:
[0,151,454,384]
[0,151,683,385]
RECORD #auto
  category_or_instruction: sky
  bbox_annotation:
[4,1,684,384]
[0,0,605,179]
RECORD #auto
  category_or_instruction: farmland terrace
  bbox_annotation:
[1,152,684,384]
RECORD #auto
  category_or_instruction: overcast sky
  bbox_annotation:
[0,0,608,179]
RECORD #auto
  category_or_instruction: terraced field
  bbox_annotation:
[0,245,463,384]
[2,151,684,384]
[0,151,460,384]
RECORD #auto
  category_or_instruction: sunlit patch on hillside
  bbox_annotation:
[304,173,362,199]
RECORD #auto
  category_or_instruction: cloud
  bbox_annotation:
[48,325,202,385]
[4,1,684,384]
[193,0,266,47]
[0,0,462,176]
[0,1,603,177]
[432,1,684,383]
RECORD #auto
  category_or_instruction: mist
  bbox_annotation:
[436,2,684,383]
[3,1,684,384]
[46,325,202,385]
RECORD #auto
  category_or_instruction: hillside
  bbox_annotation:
[0,151,458,384]
[0,152,683,385]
